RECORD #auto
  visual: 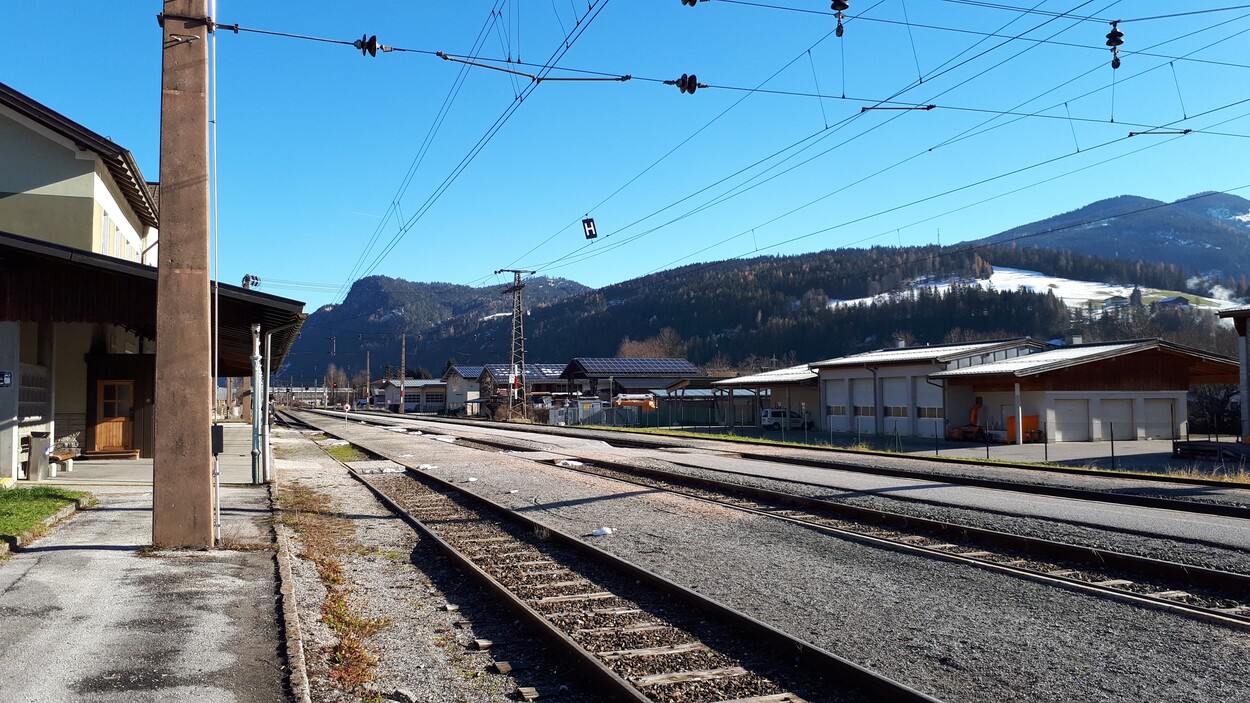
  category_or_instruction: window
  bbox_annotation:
[827,405,846,416]
[403,392,417,403]
[854,405,874,417]
[917,406,944,419]
[425,393,445,404]
[885,406,907,417]
[99,212,111,254]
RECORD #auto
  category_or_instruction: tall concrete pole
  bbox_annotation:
[153,0,214,548]
[398,334,406,415]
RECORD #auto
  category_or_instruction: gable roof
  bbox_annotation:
[480,363,567,382]
[442,365,484,382]
[0,80,158,229]
[929,339,1236,384]
[564,357,704,379]
[810,338,1042,369]
[0,229,304,375]
[712,364,817,387]
[383,379,446,389]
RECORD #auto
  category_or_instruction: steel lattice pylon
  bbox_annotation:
[496,269,534,419]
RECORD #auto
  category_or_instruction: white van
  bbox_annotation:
[760,408,812,430]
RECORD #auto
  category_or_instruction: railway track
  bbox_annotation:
[293,409,1250,633]
[337,409,1250,518]
[280,410,943,703]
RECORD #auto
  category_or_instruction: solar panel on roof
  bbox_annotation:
[574,357,700,376]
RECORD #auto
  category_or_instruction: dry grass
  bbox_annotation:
[278,482,389,694]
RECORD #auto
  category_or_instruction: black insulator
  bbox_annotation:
[677,73,699,94]
[354,34,379,57]
[832,0,849,10]
[836,21,844,37]
[1111,55,1121,69]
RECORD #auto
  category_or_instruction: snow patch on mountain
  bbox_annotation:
[829,266,1238,311]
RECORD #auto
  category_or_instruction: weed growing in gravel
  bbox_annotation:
[278,483,389,696]
[325,443,369,463]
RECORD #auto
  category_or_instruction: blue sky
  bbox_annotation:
[3,1,1249,311]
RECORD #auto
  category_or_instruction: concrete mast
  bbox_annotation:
[153,0,214,548]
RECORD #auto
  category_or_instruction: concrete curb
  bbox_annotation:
[0,496,90,556]
[270,482,313,703]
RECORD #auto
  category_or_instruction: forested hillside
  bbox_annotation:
[283,228,1243,383]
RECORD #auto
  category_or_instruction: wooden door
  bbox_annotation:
[96,380,134,451]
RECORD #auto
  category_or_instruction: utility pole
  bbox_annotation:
[496,269,535,420]
[398,333,406,415]
[153,0,213,549]
[365,349,371,407]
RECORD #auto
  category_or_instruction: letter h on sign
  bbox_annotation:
[582,217,598,239]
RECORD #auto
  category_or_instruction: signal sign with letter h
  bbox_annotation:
[582,217,598,239]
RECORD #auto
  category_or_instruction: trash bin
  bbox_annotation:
[28,432,51,481]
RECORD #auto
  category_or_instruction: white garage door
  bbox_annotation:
[1144,399,1176,439]
[1100,399,1135,440]
[1054,399,1090,441]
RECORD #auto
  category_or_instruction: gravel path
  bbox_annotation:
[376,415,1250,575]
[301,414,1250,703]
[273,427,600,703]
[387,414,1250,508]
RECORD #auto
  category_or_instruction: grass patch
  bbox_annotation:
[324,443,369,463]
[278,482,389,695]
[0,486,89,537]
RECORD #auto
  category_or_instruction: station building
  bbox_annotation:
[0,81,305,481]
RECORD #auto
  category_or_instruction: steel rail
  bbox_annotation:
[355,410,1250,491]
[293,411,946,703]
[294,411,1250,631]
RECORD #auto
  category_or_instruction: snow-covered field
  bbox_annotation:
[830,266,1238,311]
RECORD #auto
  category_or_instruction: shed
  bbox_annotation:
[440,364,483,414]
[712,364,818,426]
[930,339,1237,442]
[561,358,705,400]
[811,338,1046,437]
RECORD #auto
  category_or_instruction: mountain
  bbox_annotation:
[976,192,1250,277]
[281,193,1247,383]
[282,275,588,382]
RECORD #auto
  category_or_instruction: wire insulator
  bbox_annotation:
[1106,21,1123,69]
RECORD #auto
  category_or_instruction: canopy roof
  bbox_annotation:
[0,229,305,375]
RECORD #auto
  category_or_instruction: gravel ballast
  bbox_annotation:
[299,413,1250,703]
[273,427,600,703]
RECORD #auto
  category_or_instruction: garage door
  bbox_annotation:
[1100,399,1135,440]
[1054,399,1090,441]
[1144,399,1176,439]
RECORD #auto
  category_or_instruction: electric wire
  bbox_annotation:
[524,3,1250,276]
[334,3,510,301]
[525,0,1113,274]
[641,99,1250,280]
[352,0,613,282]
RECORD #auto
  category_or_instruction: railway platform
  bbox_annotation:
[0,423,287,702]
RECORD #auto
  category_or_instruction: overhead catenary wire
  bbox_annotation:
[523,0,1118,274]
[528,2,1250,277]
[641,98,1250,279]
[352,0,614,283]
[230,3,1247,328]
